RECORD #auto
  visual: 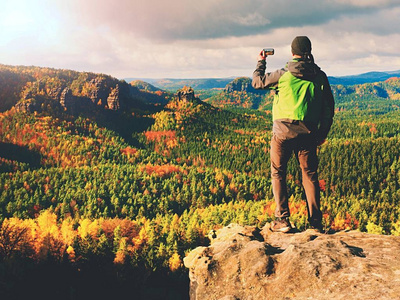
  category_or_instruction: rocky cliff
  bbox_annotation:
[59,87,75,110]
[224,77,256,93]
[184,223,400,300]
[0,65,159,115]
[88,77,109,106]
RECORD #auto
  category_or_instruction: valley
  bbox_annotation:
[1,64,400,298]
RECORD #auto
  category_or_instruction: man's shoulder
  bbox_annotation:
[314,65,328,78]
[275,68,288,76]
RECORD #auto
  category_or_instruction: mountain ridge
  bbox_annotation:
[0,64,169,113]
[205,75,400,110]
[328,70,400,85]
[125,70,400,90]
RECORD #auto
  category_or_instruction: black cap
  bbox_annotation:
[291,36,312,55]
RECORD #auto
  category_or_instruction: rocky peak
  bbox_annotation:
[176,86,198,103]
[184,223,400,300]
[107,84,120,110]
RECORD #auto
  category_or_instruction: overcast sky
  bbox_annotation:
[1,0,400,79]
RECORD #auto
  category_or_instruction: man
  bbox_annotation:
[252,36,334,233]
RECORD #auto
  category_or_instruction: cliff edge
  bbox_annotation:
[184,223,400,300]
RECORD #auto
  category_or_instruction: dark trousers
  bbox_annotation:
[270,134,322,226]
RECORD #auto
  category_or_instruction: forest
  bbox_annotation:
[1,64,400,299]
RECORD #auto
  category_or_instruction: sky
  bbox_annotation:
[1,0,400,79]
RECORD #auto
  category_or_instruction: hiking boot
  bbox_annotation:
[271,218,293,233]
[310,223,324,233]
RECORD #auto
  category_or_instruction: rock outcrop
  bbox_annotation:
[48,87,64,100]
[224,77,252,93]
[223,77,266,94]
[176,86,200,104]
[89,77,108,106]
[184,223,400,300]
[14,99,38,113]
[60,87,75,110]
[14,90,40,113]
[107,84,121,110]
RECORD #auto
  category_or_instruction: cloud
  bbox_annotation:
[55,0,400,41]
[231,13,271,27]
[1,0,399,78]
[334,0,397,7]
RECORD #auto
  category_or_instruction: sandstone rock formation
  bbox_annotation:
[176,86,199,103]
[89,77,108,106]
[60,87,75,110]
[184,223,400,300]
[223,77,268,94]
[48,87,64,100]
[107,84,120,110]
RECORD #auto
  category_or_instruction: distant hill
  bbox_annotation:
[124,77,236,91]
[130,80,162,92]
[125,70,400,92]
[205,75,400,110]
[129,80,172,105]
[331,77,400,100]
[328,70,400,85]
[224,77,262,94]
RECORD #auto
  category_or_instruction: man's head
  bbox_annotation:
[291,36,312,56]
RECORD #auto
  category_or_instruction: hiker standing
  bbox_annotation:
[252,36,335,233]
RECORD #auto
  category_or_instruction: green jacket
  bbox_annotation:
[252,58,334,142]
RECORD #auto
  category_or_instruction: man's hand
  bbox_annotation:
[258,50,266,61]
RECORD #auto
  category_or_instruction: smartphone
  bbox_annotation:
[263,48,274,56]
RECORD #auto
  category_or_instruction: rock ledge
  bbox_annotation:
[184,223,400,300]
